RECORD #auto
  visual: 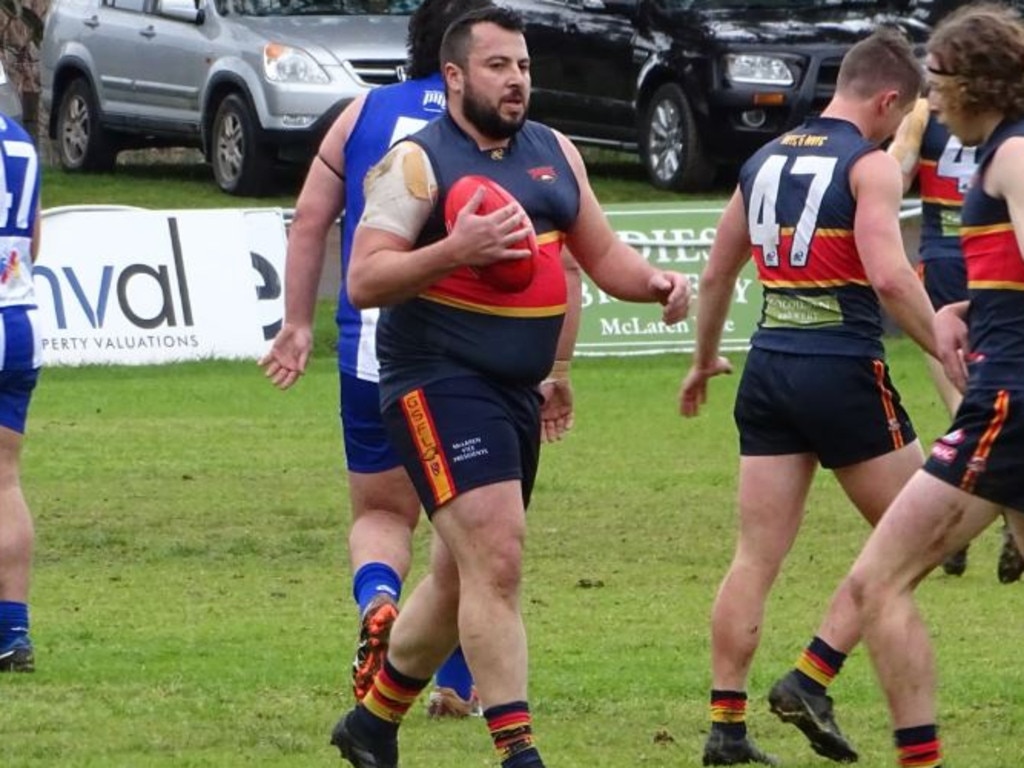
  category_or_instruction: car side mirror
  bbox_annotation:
[158,0,206,23]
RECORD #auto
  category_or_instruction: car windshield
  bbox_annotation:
[233,0,422,16]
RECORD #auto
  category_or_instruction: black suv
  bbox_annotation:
[508,0,934,191]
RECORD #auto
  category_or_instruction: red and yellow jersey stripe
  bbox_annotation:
[422,231,567,316]
[962,223,1024,290]
[755,228,868,288]
[918,160,966,207]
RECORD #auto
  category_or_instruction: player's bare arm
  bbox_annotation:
[679,189,746,417]
[852,149,937,357]
[284,95,362,329]
[692,188,749,371]
[888,97,929,193]
[556,133,691,322]
[347,142,535,308]
[539,248,582,442]
[935,300,969,393]
[986,135,1024,259]
[259,96,364,390]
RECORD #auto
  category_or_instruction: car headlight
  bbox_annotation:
[263,43,330,85]
[725,54,794,86]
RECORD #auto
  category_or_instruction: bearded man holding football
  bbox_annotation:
[329,6,690,768]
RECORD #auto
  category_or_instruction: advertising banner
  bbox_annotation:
[578,201,758,356]
[34,207,286,366]
[30,200,920,366]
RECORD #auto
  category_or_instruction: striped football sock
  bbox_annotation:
[485,701,544,767]
[709,689,747,738]
[895,724,942,767]
[794,635,847,695]
[357,658,429,737]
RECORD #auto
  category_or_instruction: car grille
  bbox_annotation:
[347,59,406,86]
[811,55,843,113]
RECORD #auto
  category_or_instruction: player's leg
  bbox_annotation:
[766,441,922,763]
[712,455,816,689]
[0,366,39,673]
[704,349,811,766]
[702,453,814,767]
[853,385,1024,766]
[997,513,1024,583]
[928,341,971,577]
[848,472,998,767]
[333,527,462,768]
[334,377,545,768]
[768,355,919,762]
[816,440,925,648]
[347,466,420,700]
[342,373,422,700]
[920,259,971,577]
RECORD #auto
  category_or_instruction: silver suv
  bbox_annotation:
[40,0,419,195]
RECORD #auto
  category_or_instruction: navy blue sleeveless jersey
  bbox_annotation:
[959,118,1024,388]
[337,73,447,381]
[918,114,977,261]
[740,117,883,358]
[376,114,580,407]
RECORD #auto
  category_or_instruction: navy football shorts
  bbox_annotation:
[0,368,39,434]
[339,371,402,474]
[0,307,42,435]
[925,387,1024,513]
[382,375,541,517]
[917,258,967,310]
[735,347,916,469]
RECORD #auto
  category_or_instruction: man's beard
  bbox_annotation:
[462,81,527,140]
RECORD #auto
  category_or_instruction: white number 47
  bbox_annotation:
[748,153,837,268]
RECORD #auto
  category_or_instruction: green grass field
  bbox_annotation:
[3,335,1024,767]
[38,147,706,210]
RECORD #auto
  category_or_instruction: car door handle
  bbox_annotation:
[140,25,156,38]
[83,14,99,27]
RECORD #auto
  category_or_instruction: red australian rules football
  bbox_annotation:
[444,174,538,292]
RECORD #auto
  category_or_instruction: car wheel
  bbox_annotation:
[641,83,714,192]
[56,78,116,172]
[211,93,273,196]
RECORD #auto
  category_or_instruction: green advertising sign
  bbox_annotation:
[579,201,760,356]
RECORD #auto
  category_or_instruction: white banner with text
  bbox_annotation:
[34,207,286,366]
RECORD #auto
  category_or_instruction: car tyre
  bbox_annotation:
[641,83,714,192]
[56,77,116,172]
[211,93,273,196]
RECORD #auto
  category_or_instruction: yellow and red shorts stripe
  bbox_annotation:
[960,389,1009,494]
[873,359,904,450]
[399,389,455,507]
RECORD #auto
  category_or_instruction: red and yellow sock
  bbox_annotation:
[485,701,543,767]
[794,636,847,695]
[710,689,747,737]
[895,724,942,768]
[361,658,429,725]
